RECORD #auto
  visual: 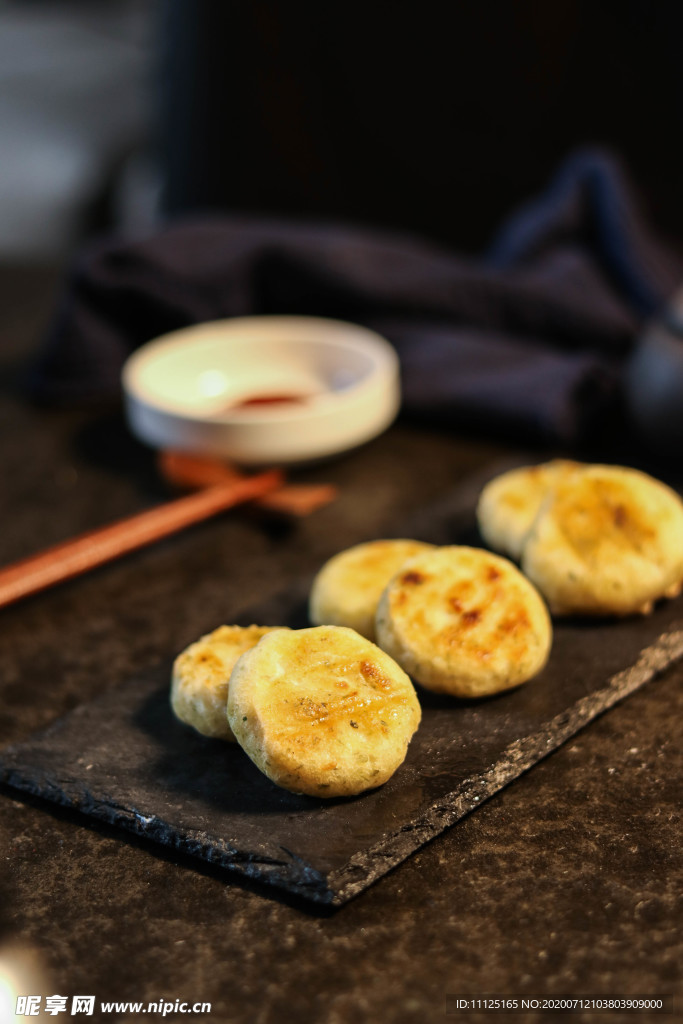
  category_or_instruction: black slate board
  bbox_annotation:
[2,467,683,907]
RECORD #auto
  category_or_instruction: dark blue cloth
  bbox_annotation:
[31,149,683,445]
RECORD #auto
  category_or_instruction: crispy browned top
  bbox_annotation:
[386,547,547,670]
[248,627,419,757]
[552,476,659,560]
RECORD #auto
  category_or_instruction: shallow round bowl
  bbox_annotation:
[122,316,400,465]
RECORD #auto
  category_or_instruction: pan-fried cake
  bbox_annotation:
[375,546,552,698]
[309,538,435,641]
[476,459,582,559]
[521,464,683,616]
[227,625,421,797]
[171,624,287,740]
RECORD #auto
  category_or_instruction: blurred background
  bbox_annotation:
[0,0,153,259]
[2,0,683,264]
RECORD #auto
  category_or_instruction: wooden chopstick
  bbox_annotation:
[0,468,283,610]
[158,451,339,517]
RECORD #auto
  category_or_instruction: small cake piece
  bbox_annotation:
[375,546,552,698]
[227,625,421,797]
[309,538,436,641]
[171,624,286,740]
[476,460,583,560]
[521,464,683,616]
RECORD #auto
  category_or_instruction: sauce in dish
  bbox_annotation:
[211,393,313,416]
[231,393,309,409]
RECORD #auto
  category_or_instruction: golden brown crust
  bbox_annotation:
[308,538,435,640]
[521,465,683,616]
[170,625,287,740]
[476,460,583,560]
[227,625,421,797]
[375,546,552,698]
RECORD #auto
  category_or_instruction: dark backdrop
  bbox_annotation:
[159,1,683,252]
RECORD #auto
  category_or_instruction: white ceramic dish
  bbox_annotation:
[122,316,400,464]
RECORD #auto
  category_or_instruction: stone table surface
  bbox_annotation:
[0,266,680,1023]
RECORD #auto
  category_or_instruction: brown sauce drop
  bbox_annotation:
[231,393,308,410]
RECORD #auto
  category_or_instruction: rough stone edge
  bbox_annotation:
[0,767,335,904]
[328,629,683,905]
[2,631,681,910]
